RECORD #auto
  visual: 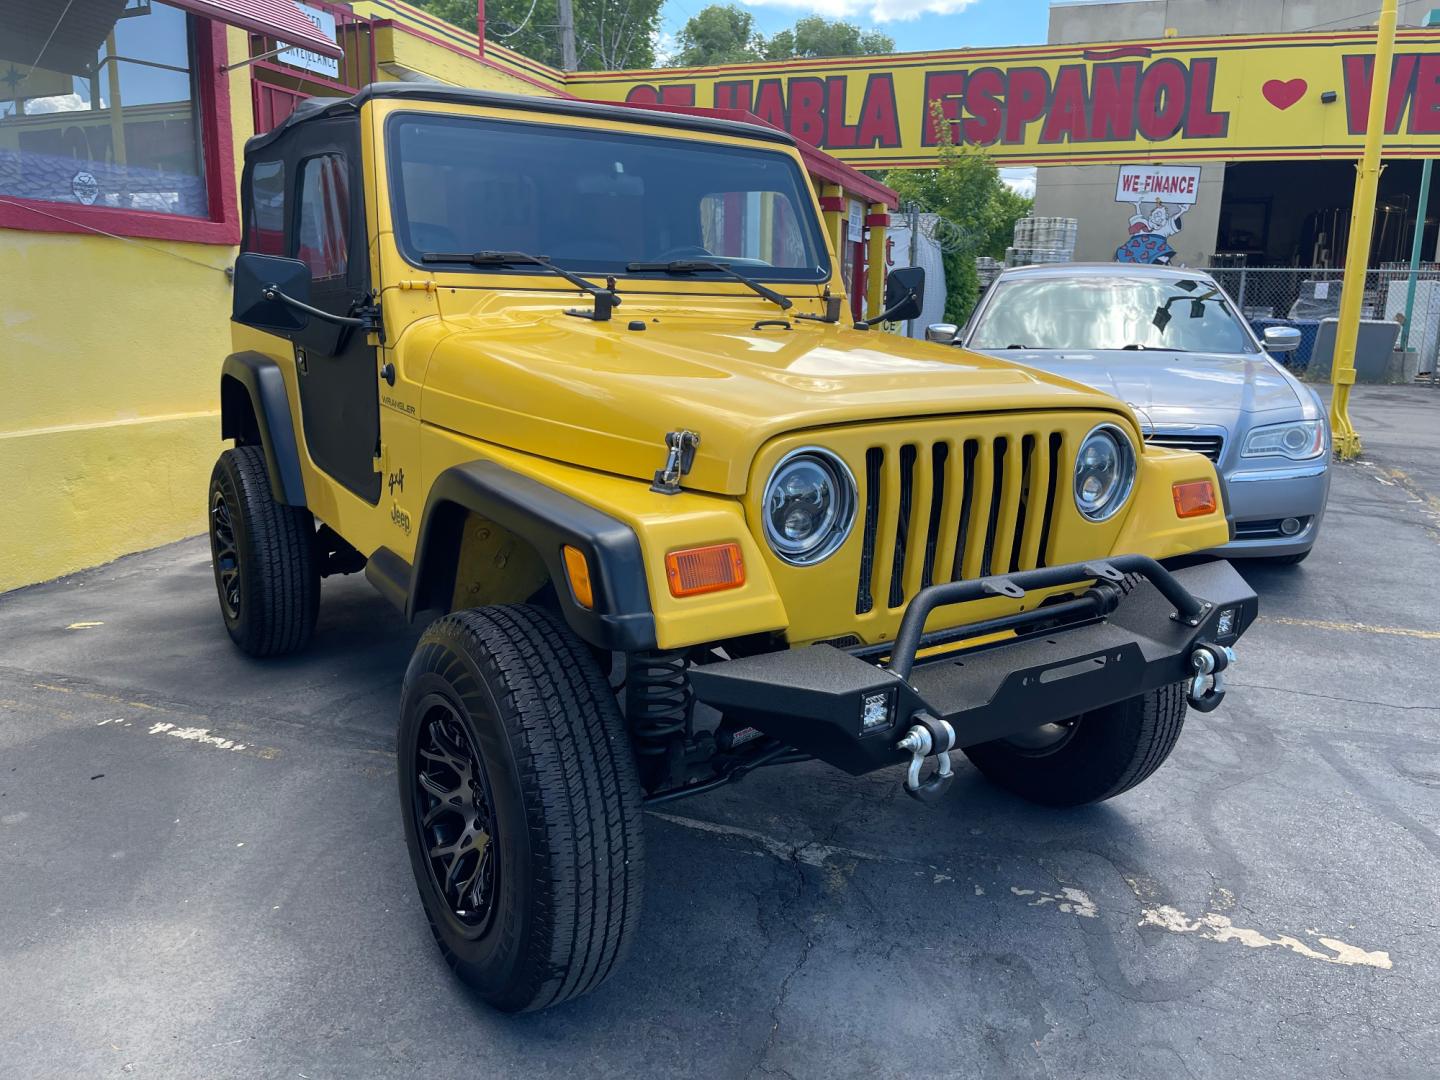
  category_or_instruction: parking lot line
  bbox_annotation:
[1258,614,1440,640]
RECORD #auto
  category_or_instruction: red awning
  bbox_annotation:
[166,0,345,59]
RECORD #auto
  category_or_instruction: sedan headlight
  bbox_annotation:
[1074,424,1137,522]
[762,448,857,565]
[1241,420,1326,460]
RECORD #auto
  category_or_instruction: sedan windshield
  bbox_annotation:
[970,276,1259,354]
[388,113,829,283]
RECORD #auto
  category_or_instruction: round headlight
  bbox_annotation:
[1074,424,1137,522]
[762,448,857,565]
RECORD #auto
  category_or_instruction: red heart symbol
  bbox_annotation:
[1263,78,1307,110]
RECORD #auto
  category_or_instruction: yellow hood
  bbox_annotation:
[418,301,1133,495]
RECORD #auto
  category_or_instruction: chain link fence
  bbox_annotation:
[1206,265,1440,381]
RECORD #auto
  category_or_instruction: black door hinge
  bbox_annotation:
[350,292,385,343]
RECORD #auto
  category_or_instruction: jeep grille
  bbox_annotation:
[854,432,1063,615]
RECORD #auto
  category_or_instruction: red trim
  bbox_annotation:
[865,213,890,227]
[818,196,846,213]
[0,20,240,245]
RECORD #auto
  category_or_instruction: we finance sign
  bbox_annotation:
[569,28,1440,168]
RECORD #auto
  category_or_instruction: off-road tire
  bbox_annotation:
[207,445,319,657]
[962,682,1188,806]
[398,604,644,1013]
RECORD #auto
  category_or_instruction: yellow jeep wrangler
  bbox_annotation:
[213,85,1255,1012]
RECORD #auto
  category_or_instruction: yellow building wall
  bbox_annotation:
[0,20,553,594]
[0,28,252,593]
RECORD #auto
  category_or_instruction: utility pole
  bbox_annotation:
[1331,0,1399,460]
[556,0,577,70]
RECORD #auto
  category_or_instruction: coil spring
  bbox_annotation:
[626,650,694,764]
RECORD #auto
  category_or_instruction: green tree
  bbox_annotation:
[885,104,1032,321]
[669,6,893,67]
[668,4,763,67]
[763,16,893,61]
[412,0,663,71]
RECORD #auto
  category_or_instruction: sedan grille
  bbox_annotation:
[855,433,1064,615]
[1144,431,1224,462]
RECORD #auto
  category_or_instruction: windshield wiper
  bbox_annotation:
[626,260,792,311]
[421,250,620,321]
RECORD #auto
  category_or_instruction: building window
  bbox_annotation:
[0,1,206,219]
[295,153,348,280]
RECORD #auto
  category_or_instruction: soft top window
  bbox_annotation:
[387,113,830,284]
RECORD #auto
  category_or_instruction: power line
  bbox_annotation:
[491,0,541,39]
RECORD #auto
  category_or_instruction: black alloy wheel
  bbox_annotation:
[210,489,242,621]
[411,695,500,934]
[398,605,644,1012]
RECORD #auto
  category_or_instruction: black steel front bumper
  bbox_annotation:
[688,556,1257,777]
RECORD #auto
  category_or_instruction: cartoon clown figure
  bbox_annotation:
[1115,198,1190,265]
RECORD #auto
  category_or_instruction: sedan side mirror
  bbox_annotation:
[1263,325,1302,354]
[232,252,312,334]
[926,323,958,345]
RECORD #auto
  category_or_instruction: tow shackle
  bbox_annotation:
[897,712,957,804]
[1187,643,1235,713]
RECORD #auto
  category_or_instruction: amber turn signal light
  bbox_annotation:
[1172,480,1218,518]
[665,543,745,598]
[562,545,595,609]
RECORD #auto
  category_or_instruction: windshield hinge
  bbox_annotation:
[651,430,701,495]
[564,277,621,322]
[351,291,385,344]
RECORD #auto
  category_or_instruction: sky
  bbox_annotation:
[654,0,1054,193]
[657,0,1055,59]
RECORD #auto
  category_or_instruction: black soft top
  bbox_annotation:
[244,83,797,156]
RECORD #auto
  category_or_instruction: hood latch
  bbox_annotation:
[651,430,701,495]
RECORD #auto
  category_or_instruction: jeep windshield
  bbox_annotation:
[969,276,1260,354]
[388,113,830,285]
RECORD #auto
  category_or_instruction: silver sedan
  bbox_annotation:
[931,263,1329,564]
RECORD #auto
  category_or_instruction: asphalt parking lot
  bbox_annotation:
[3,385,1438,1079]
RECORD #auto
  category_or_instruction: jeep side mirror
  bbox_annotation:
[857,266,925,330]
[926,323,958,344]
[233,253,312,334]
[1263,325,1302,354]
[883,266,925,323]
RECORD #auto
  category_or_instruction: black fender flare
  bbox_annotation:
[220,352,306,506]
[398,460,658,652]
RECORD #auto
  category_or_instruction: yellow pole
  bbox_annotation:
[1331,0,1398,460]
[820,183,845,259]
[866,202,887,323]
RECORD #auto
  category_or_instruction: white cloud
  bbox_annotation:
[652,29,677,65]
[741,0,981,25]
[999,167,1036,198]
[23,93,86,114]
